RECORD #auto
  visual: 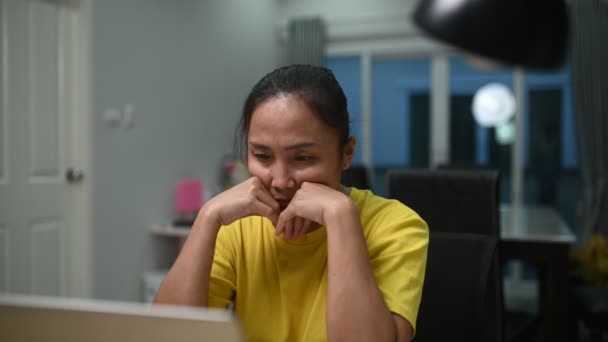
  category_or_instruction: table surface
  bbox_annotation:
[500,205,576,244]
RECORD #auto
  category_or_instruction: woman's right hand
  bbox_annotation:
[157,180,276,306]
[198,177,280,230]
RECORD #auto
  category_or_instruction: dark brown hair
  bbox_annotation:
[236,64,350,158]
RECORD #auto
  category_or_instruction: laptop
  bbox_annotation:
[0,294,243,342]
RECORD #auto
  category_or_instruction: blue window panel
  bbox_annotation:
[525,65,579,169]
[450,58,514,86]
[372,58,431,166]
[325,57,362,164]
[562,84,579,169]
[476,126,490,165]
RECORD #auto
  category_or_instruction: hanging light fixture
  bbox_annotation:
[412,0,569,70]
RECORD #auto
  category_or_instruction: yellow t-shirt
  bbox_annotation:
[208,187,428,341]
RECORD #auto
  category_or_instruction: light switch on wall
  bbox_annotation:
[102,104,136,129]
[103,108,122,127]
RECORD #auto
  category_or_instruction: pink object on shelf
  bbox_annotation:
[174,179,203,214]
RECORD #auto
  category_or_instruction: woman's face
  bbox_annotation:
[247,94,355,210]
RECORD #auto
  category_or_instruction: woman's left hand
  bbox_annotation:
[275,182,357,240]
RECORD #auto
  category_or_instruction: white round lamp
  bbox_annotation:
[472,83,516,128]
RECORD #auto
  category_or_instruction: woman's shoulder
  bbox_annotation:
[349,187,422,221]
[347,188,428,265]
[349,187,428,241]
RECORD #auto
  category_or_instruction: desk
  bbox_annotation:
[500,205,576,342]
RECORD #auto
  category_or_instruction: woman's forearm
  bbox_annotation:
[153,207,221,306]
[325,204,396,342]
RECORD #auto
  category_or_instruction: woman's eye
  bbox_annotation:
[295,155,314,162]
[254,153,271,161]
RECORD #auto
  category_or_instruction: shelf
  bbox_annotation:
[151,224,191,238]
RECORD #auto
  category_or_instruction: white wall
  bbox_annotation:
[91,0,281,301]
[278,0,415,21]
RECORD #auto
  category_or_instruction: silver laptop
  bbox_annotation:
[0,294,243,342]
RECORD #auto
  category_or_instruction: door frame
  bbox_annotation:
[64,0,93,298]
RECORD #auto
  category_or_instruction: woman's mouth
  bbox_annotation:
[276,199,290,211]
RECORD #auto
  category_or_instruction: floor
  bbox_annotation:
[504,277,541,342]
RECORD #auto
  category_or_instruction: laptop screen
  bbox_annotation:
[0,294,243,342]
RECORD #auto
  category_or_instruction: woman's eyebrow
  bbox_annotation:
[248,142,319,150]
[248,142,270,150]
[285,142,319,150]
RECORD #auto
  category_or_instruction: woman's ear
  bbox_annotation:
[342,136,356,170]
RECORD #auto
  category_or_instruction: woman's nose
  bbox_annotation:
[270,163,294,190]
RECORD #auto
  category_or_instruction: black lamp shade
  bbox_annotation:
[413,0,569,70]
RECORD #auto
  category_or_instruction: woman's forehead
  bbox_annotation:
[250,96,327,133]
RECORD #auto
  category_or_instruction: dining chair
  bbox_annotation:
[387,169,504,341]
[416,232,502,342]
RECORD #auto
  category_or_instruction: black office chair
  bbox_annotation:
[387,169,504,341]
[436,162,495,171]
[387,169,500,237]
[416,232,502,342]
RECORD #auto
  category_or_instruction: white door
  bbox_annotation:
[0,0,92,297]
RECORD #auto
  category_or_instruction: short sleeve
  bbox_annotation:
[368,207,429,331]
[208,222,238,309]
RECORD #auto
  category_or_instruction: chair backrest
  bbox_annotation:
[387,169,503,342]
[387,169,500,237]
[416,232,503,342]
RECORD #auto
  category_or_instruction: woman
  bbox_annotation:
[154,65,428,342]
